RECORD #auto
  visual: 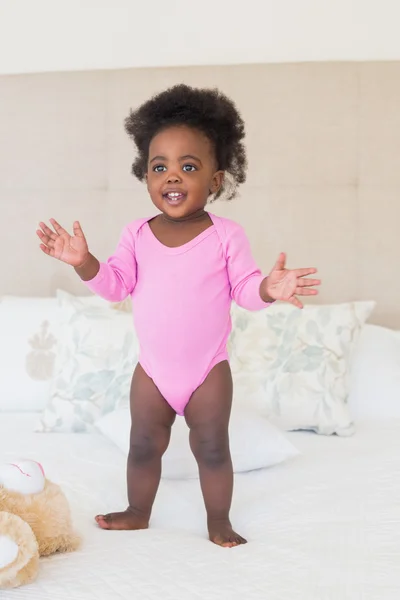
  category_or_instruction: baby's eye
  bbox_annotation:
[182,164,197,172]
[153,165,166,173]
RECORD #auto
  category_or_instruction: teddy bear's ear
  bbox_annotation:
[0,461,45,495]
[0,512,39,589]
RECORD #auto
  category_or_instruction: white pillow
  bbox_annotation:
[0,293,108,413]
[229,301,375,436]
[0,297,59,412]
[348,324,400,419]
[36,290,139,433]
[95,406,299,479]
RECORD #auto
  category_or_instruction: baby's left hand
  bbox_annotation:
[262,253,321,309]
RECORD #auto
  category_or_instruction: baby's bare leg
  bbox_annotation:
[96,364,176,530]
[184,361,246,547]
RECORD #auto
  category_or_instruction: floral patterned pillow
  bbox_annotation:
[229,301,376,436]
[37,291,139,433]
[0,297,60,412]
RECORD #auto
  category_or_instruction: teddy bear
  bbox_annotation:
[0,459,80,589]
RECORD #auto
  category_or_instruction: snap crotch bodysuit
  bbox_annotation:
[84,213,268,415]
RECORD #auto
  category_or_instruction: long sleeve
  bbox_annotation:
[83,224,137,302]
[224,220,270,311]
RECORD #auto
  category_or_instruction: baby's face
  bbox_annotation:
[146,125,224,220]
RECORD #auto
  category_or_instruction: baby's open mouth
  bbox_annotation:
[163,192,186,205]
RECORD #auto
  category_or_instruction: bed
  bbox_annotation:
[1,412,399,600]
[1,294,400,598]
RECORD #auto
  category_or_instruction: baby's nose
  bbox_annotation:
[167,172,181,183]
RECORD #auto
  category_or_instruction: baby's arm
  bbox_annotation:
[37,219,136,303]
[81,225,137,302]
[224,221,273,311]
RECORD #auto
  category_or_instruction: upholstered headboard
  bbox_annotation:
[0,62,398,327]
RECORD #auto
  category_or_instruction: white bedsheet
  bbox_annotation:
[1,414,399,600]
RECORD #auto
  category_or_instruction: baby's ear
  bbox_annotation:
[211,170,225,194]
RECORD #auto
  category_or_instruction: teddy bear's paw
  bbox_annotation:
[0,534,19,569]
[0,512,39,589]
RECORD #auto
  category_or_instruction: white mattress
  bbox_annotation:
[1,414,400,600]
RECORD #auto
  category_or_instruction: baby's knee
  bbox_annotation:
[129,436,156,465]
[129,430,167,465]
[191,430,230,469]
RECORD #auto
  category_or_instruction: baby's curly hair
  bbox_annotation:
[124,84,247,200]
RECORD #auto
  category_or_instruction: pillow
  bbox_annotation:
[348,324,400,419]
[0,297,59,412]
[0,292,108,413]
[36,290,139,433]
[229,301,375,436]
[95,405,299,479]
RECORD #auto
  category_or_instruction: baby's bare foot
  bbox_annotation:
[95,509,149,531]
[208,518,247,548]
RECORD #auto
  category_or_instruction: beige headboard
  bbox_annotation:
[0,62,398,327]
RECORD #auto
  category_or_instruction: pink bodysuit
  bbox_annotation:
[84,213,268,415]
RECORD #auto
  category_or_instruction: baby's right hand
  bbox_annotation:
[37,219,89,267]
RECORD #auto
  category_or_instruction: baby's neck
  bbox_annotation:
[160,209,208,225]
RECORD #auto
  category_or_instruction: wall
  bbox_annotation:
[1,0,400,75]
[0,62,399,327]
